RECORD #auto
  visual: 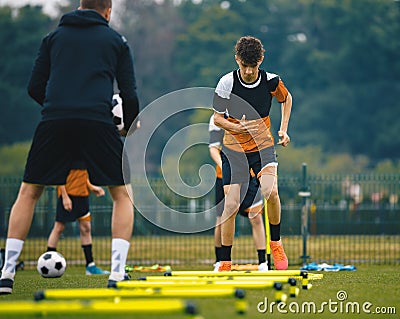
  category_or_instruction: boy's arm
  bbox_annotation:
[213,112,259,135]
[59,186,72,212]
[209,146,222,169]
[277,92,292,147]
[87,179,105,197]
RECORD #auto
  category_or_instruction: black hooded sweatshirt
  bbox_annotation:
[27,9,139,130]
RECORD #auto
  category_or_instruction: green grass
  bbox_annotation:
[19,235,400,266]
[1,265,399,319]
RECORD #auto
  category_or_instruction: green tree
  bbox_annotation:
[283,0,400,160]
[117,0,186,106]
[1,0,399,174]
[0,6,54,144]
[174,3,245,87]
[0,142,30,175]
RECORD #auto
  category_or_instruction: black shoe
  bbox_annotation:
[107,279,118,288]
[0,278,14,295]
[16,261,25,271]
[107,273,130,288]
[0,248,5,270]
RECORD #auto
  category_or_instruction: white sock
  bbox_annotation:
[109,238,130,281]
[1,238,24,279]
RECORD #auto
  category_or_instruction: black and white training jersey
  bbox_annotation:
[212,69,289,153]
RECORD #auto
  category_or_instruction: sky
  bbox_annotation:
[0,0,126,23]
[0,0,69,17]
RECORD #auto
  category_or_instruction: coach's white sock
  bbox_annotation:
[109,238,130,281]
[1,238,24,279]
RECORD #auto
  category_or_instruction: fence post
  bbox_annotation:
[0,201,5,241]
[298,163,311,265]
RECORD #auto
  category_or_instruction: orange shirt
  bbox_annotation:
[213,70,288,154]
[57,169,90,197]
[216,165,223,179]
[223,116,274,153]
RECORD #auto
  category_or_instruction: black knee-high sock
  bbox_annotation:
[82,244,94,266]
[269,223,281,241]
[257,249,266,264]
[219,245,232,261]
[215,247,222,263]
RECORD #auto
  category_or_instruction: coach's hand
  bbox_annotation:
[277,130,290,147]
[119,128,128,137]
[120,119,141,137]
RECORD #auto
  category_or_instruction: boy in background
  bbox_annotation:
[47,161,109,275]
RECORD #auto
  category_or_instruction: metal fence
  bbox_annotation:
[0,168,399,267]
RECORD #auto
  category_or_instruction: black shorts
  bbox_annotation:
[215,177,225,217]
[221,146,277,185]
[56,196,90,223]
[23,119,129,186]
[215,176,263,218]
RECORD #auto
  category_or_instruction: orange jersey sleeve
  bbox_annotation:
[216,165,223,179]
[271,79,288,103]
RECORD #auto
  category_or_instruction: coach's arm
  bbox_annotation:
[116,40,140,135]
[27,36,51,106]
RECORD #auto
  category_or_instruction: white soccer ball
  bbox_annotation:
[112,93,124,130]
[37,251,66,278]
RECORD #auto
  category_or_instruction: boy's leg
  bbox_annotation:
[248,213,268,270]
[259,168,288,270]
[79,218,92,246]
[0,183,44,294]
[219,184,241,271]
[47,221,66,250]
[214,217,222,253]
[248,213,266,251]
[213,176,224,270]
[221,184,241,246]
[239,177,267,267]
[78,218,110,275]
[259,168,281,237]
[78,219,93,265]
[213,217,222,271]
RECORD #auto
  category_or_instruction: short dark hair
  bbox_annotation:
[80,0,112,11]
[235,36,265,66]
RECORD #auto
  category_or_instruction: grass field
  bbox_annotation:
[17,235,400,266]
[1,265,399,319]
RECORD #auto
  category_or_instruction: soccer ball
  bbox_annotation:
[37,251,66,278]
[112,93,124,130]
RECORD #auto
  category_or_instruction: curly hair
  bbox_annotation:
[235,36,265,66]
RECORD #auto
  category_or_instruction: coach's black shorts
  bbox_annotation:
[23,119,129,186]
[215,176,263,217]
[221,146,277,185]
[56,196,90,223]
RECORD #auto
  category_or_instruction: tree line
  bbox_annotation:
[0,0,399,175]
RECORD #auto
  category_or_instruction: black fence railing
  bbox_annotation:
[0,171,399,267]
